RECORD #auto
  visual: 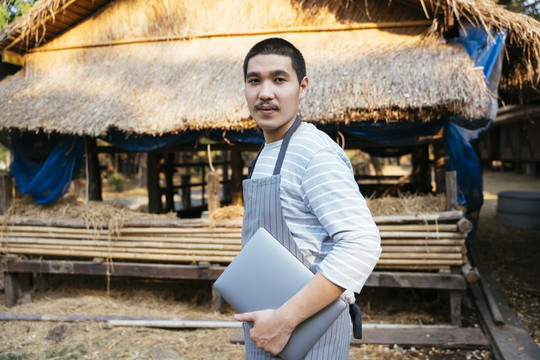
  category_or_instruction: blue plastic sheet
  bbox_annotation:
[10,136,84,205]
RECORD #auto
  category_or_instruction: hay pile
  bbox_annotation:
[205,193,450,220]
[1,195,177,233]
[366,193,450,216]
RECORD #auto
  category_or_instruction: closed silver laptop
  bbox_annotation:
[214,227,347,360]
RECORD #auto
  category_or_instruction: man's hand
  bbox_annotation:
[234,272,344,356]
[234,309,295,357]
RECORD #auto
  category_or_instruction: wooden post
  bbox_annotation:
[181,174,191,210]
[221,151,231,204]
[86,138,103,201]
[449,266,462,326]
[445,171,458,211]
[433,141,446,193]
[4,273,19,308]
[230,150,244,206]
[164,153,175,212]
[207,171,221,214]
[412,145,431,194]
[212,286,225,313]
[0,173,13,215]
[147,153,162,214]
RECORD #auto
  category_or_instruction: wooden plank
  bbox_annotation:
[364,271,466,290]
[0,313,241,328]
[470,259,540,360]
[4,260,226,280]
[0,247,235,263]
[230,326,490,348]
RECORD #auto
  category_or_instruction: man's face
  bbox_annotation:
[244,54,308,143]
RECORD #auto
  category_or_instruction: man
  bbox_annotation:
[234,38,381,359]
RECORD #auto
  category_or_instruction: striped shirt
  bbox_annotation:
[251,123,382,303]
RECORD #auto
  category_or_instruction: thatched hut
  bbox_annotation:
[0,0,539,216]
[2,0,540,321]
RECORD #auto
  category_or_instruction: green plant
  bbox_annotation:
[107,172,125,192]
[1,0,35,31]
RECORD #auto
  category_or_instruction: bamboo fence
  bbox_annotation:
[0,211,471,270]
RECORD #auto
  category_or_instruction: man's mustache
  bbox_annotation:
[255,102,279,111]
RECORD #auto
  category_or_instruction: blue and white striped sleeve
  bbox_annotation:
[301,149,381,293]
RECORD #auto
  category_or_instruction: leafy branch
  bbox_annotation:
[0,0,36,31]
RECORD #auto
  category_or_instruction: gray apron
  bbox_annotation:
[241,117,351,360]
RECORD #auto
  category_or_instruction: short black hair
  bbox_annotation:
[243,38,306,84]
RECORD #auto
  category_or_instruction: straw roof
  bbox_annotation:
[0,0,538,135]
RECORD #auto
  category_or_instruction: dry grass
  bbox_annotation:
[209,193,449,220]
[1,195,177,234]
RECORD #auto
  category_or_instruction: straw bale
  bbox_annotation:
[0,195,177,235]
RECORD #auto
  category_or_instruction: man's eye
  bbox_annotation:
[247,78,259,84]
[275,78,286,83]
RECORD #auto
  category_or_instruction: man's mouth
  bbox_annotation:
[255,103,279,113]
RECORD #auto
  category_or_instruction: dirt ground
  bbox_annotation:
[0,169,538,359]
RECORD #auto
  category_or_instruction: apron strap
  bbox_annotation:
[273,116,302,176]
[246,115,302,179]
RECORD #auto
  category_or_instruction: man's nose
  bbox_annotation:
[258,81,274,100]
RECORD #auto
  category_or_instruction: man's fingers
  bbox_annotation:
[234,312,253,322]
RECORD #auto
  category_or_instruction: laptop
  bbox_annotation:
[213,227,347,360]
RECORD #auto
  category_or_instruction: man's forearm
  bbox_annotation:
[276,271,345,329]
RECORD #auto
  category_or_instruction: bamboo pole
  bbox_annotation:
[4,223,461,234]
[2,237,242,250]
[376,259,464,266]
[376,224,458,232]
[0,247,235,263]
[379,253,463,260]
[4,228,465,239]
[380,239,465,246]
[2,225,241,235]
[372,211,464,224]
[3,230,242,241]
[380,246,464,253]
[3,243,240,256]
[3,239,462,254]
[379,231,466,239]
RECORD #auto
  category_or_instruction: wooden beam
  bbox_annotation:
[4,260,226,280]
[1,50,24,66]
[364,271,466,290]
[230,326,489,348]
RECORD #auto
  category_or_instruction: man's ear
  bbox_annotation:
[299,76,309,100]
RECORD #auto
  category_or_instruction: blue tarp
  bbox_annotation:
[10,136,84,205]
[7,24,507,243]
